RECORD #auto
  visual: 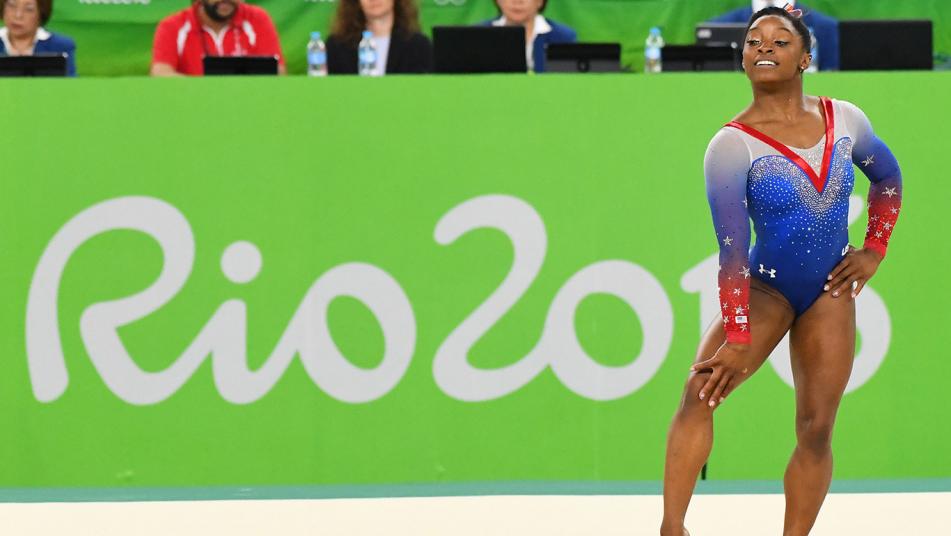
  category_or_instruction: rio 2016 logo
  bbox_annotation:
[26,195,889,405]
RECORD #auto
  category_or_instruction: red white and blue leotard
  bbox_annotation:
[704,97,902,344]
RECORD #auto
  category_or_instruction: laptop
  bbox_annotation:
[661,45,740,72]
[695,22,748,49]
[839,20,932,70]
[0,54,68,77]
[432,26,526,74]
[546,43,622,73]
[203,55,279,76]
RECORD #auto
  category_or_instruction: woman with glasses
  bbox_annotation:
[0,0,76,76]
[481,0,576,73]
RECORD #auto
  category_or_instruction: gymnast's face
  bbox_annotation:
[742,15,810,84]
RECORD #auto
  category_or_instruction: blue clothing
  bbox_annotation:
[0,29,76,76]
[710,5,839,71]
[478,17,577,73]
[705,98,902,342]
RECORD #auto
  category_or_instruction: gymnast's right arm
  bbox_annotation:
[704,129,753,345]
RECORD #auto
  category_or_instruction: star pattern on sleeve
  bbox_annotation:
[722,236,733,246]
[862,154,875,167]
[865,183,901,257]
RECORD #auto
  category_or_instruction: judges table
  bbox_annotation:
[0,73,948,502]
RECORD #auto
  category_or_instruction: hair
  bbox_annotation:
[495,0,547,14]
[746,6,811,53]
[330,0,420,46]
[2,0,53,26]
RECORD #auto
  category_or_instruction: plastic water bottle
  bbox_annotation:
[806,27,819,73]
[307,31,327,77]
[645,27,665,73]
[358,30,377,77]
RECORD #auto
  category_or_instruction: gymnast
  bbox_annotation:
[660,5,902,535]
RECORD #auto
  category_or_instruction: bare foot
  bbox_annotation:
[659,523,690,536]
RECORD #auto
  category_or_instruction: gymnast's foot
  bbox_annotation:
[659,524,689,536]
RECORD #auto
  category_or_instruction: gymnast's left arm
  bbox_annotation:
[827,100,903,298]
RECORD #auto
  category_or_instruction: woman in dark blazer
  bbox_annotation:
[0,0,76,76]
[326,0,431,75]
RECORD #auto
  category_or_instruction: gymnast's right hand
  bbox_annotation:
[690,342,752,408]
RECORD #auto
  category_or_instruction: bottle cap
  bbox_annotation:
[650,27,661,35]
[311,31,321,40]
[363,30,373,38]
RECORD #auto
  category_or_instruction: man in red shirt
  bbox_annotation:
[151,0,286,76]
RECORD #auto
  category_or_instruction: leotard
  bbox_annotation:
[704,97,902,344]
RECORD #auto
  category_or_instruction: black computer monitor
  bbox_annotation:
[546,43,622,73]
[695,22,747,49]
[661,45,740,72]
[203,55,279,76]
[0,54,68,77]
[432,26,526,74]
[839,20,932,71]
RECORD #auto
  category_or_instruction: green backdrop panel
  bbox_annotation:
[0,73,948,493]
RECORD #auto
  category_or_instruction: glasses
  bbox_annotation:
[3,1,38,15]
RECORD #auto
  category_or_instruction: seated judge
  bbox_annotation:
[151,0,285,76]
[0,0,76,76]
[480,0,576,73]
[326,0,432,75]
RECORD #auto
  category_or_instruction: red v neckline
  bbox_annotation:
[725,96,836,194]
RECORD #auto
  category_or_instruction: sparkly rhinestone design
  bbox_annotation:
[747,137,855,284]
[749,138,854,215]
[789,135,826,177]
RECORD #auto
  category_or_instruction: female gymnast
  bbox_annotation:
[660,5,902,535]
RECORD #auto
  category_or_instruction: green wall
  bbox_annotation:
[31,0,951,76]
[0,73,948,496]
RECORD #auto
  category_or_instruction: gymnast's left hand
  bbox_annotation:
[825,245,883,298]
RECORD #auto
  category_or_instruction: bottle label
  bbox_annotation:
[308,51,326,66]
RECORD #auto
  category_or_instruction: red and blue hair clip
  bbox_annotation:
[783,2,804,18]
